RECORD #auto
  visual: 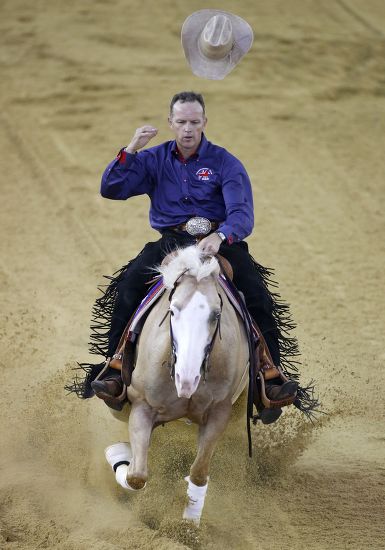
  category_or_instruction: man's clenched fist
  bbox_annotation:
[124,126,158,154]
[197,232,223,256]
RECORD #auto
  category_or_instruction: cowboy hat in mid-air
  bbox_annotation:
[181,9,254,80]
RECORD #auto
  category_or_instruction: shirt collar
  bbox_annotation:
[171,134,208,162]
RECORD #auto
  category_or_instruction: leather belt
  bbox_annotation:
[168,217,220,237]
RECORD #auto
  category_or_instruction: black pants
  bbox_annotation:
[108,231,280,364]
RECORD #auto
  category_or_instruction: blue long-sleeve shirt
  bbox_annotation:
[101,134,254,243]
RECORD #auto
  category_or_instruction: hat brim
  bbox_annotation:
[181,9,254,80]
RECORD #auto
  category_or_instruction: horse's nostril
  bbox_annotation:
[176,373,180,384]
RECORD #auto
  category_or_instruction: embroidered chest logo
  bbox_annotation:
[196,168,213,181]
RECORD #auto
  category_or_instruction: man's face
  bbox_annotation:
[168,100,207,154]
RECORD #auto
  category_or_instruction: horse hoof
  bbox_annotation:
[114,466,146,491]
[126,475,147,491]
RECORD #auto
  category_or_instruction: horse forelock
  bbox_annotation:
[158,246,220,289]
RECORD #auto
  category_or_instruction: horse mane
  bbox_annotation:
[158,246,220,289]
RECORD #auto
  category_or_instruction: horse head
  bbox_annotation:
[159,246,222,399]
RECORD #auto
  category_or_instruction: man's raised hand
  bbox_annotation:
[124,126,158,154]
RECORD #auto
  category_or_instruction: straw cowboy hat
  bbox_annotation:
[181,9,254,80]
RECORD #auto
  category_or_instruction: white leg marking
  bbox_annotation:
[182,476,209,524]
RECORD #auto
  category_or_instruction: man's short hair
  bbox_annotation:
[170,91,205,115]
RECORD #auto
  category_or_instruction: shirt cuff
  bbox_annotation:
[218,225,239,245]
[116,148,136,165]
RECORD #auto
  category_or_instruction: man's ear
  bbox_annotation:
[168,116,173,128]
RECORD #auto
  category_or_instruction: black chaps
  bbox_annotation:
[108,231,280,365]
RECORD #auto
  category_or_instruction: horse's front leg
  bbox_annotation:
[184,399,232,523]
[126,400,155,490]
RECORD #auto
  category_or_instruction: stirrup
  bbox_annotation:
[256,408,283,425]
[259,366,298,409]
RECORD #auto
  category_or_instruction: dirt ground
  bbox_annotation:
[1,1,384,548]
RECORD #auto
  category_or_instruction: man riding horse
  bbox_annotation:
[64,11,318,522]
[89,90,299,423]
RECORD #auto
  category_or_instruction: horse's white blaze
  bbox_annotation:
[172,290,211,399]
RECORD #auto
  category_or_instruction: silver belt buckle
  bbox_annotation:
[185,217,212,236]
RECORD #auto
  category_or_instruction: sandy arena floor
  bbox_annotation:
[1,1,384,548]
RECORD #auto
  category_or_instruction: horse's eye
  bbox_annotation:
[210,310,221,323]
[170,304,180,318]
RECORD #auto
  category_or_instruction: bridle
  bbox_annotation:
[159,270,223,382]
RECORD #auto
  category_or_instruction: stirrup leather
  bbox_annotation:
[109,353,123,371]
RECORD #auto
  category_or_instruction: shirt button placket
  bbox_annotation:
[181,162,189,199]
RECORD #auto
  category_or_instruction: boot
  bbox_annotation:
[265,379,298,401]
[257,377,298,425]
[91,367,127,411]
[91,370,124,399]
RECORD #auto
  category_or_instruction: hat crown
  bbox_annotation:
[199,14,234,60]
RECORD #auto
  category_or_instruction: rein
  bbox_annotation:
[200,294,222,381]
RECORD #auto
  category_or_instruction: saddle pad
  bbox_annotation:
[218,274,261,341]
[129,278,166,335]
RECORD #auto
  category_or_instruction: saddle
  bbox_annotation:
[92,255,297,413]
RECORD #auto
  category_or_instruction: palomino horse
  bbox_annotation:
[106,245,249,523]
